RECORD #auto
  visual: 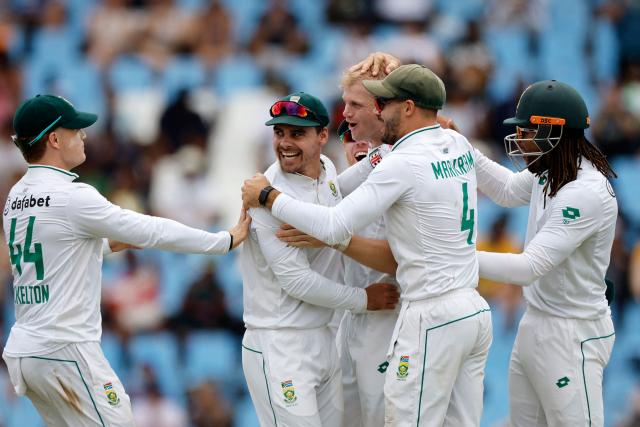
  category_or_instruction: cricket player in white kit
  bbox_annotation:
[239,92,399,427]
[474,81,618,427]
[243,66,493,427]
[2,94,251,426]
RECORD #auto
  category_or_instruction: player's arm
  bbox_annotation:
[252,209,398,311]
[337,153,374,196]
[474,148,534,207]
[243,155,411,246]
[276,225,398,275]
[478,186,605,285]
[68,185,250,254]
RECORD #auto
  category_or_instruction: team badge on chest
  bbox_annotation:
[397,355,410,379]
[328,181,338,198]
[104,382,120,406]
[281,379,298,404]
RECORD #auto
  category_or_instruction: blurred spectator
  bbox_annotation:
[187,381,234,427]
[380,21,444,75]
[617,386,640,427]
[336,21,377,73]
[374,0,433,23]
[592,82,640,157]
[149,144,220,228]
[103,251,163,334]
[248,0,309,70]
[476,213,523,330]
[159,90,210,153]
[144,0,199,58]
[170,263,244,336]
[448,20,493,99]
[134,378,188,427]
[327,0,376,23]
[608,217,631,315]
[86,0,145,69]
[630,239,640,303]
[195,1,233,67]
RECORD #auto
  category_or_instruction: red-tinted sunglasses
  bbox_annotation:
[374,97,403,113]
[339,129,354,143]
[270,101,318,120]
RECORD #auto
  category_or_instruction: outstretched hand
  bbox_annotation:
[229,209,252,249]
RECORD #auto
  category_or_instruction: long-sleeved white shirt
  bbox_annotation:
[240,155,367,330]
[271,125,479,301]
[476,158,617,319]
[3,165,232,356]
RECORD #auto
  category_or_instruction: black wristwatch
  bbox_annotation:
[258,185,275,206]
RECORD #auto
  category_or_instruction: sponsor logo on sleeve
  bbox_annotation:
[328,181,338,198]
[369,148,383,168]
[561,207,580,224]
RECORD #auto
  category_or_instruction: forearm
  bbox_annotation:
[279,271,367,313]
[475,149,532,207]
[477,251,537,286]
[343,236,397,275]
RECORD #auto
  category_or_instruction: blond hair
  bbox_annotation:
[340,67,387,89]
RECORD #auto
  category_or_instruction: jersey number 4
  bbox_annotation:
[461,183,475,245]
[8,216,44,280]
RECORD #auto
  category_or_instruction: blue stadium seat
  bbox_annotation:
[101,331,126,380]
[155,251,210,316]
[214,251,245,320]
[611,157,640,228]
[6,397,44,427]
[592,18,619,84]
[214,55,265,99]
[184,330,241,389]
[128,332,184,399]
[108,55,157,92]
[234,394,261,427]
[161,55,208,103]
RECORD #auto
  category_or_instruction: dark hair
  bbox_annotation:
[12,132,52,163]
[542,128,616,198]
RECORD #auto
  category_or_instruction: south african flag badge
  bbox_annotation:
[104,382,120,406]
[397,355,409,379]
[281,379,297,405]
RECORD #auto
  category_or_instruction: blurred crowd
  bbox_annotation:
[0,0,640,426]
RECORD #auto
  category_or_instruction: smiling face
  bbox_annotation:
[342,137,370,166]
[342,82,385,146]
[273,124,328,178]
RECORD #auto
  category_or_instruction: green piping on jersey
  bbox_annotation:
[242,344,278,426]
[416,308,491,426]
[28,356,106,426]
[581,332,615,426]
[28,165,79,178]
[392,124,441,152]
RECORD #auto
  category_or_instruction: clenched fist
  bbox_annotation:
[365,283,400,311]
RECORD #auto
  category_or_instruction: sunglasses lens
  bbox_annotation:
[341,130,353,143]
[270,101,309,118]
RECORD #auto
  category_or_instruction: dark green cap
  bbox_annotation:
[13,94,98,146]
[362,64,446,110]
[504,80,590,129]
[265,92,330,127]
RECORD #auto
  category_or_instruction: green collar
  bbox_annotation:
[391,124,441,152]
[28,165,79,179]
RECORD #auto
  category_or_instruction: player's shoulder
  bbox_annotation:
[320,154,338,178]
[552,175,614,218]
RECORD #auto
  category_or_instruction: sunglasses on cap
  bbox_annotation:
[270,101,319,120]
[339,128,354,144]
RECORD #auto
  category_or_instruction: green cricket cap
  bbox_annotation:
[265,92,330,127]
[13,94,98,145]
[362,64,446,110]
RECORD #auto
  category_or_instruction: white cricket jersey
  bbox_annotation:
[272,125,479,301]
[240,155,367,330]
[2,165,232,357]
[476,155,617,319]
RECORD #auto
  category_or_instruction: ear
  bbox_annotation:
[403,99,417,117]
[318,127,329,147]
[47,131,61,150]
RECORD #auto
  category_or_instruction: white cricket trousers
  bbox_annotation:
[338,310,398,427]
[384,288,492,427]
[3,341,134,426]
[242,326,343,427]
[509,306,615,427]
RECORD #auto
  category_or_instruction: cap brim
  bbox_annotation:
[63,112,98,129]
[362,79,397,98]
[265,116,323,127]
[503,116,529,127]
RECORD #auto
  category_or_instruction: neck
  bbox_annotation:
[397,117,439,140]
[298,159,322,180]
[31,157,72,172]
